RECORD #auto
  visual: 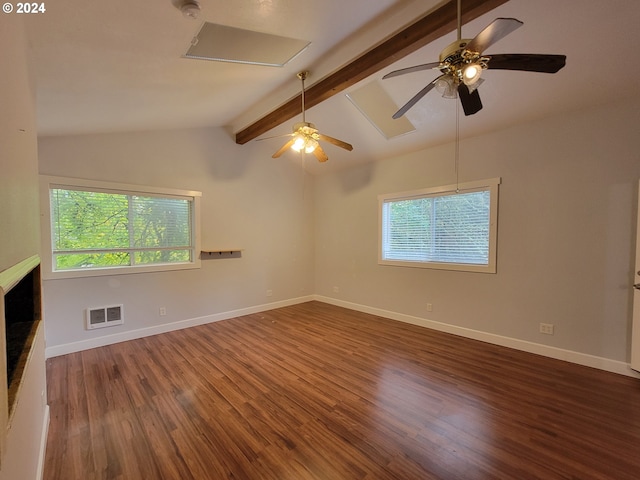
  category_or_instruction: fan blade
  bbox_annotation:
[317,133,353,151]
[272,138,296,158]
[464,18,523,54]
[382,62,441,79]
[392,76,442,119]
[257,133,294,142]
[313,145,328,162]
[487,53,566,73]
[458,83,483,116]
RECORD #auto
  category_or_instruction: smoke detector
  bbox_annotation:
[176,0,201,19]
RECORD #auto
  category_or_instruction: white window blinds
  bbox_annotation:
[379,178,499,273]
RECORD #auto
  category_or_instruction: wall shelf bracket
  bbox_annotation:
[201,250,242,259]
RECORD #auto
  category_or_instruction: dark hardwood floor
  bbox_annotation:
[44,301,640,479]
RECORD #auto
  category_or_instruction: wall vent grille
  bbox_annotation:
[86,305,123,330]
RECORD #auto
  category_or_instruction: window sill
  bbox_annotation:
[379,258,496,274]
[42,260,201,281]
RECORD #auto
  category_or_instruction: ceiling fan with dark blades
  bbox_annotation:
[264,71,353,163]
[383,0,566,118]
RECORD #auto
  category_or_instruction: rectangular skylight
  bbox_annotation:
[347,80,416,139]
[184,22,310,67]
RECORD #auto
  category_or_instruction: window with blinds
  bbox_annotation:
[378,178,500,273]
[40,176,201,278]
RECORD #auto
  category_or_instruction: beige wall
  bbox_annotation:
[38,100,640,375]
[38,128,315,351]
[0,14,48,480]
[0,16,40,271]
[314,99,640,367]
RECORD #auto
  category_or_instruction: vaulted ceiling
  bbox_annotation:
[25,0,640,174]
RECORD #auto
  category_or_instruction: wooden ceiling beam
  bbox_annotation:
[235,0,509,145]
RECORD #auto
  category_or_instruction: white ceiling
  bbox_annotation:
[25,0,640,174]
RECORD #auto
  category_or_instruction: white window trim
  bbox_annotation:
[39,175,202,280]
[378,177,500,273]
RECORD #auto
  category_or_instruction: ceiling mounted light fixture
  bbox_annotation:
[383,0,566,118]
[258,71,353,163]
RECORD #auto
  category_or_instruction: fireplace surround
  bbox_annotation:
[0,254,42,458]
[4,265,40,407]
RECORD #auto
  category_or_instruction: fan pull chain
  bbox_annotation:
[455,101,460,193]
[455,0,462,191]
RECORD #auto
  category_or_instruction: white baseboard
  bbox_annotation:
[45,296,314,358]
[314,295,640,379]
[36,405,49,480]
[45,294,639,379]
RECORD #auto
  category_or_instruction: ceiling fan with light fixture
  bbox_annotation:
[383,0,566,118]
[266,71,353,162]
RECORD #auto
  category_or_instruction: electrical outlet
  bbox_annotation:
[159,307,166,316]
[539,323,554,335]
[333,286,339,293]
[266,290,273,297]
[426,303,433,312]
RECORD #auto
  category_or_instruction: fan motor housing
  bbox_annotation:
[293,122,317,135]
[439,39,470,64]
[438,39,488,80]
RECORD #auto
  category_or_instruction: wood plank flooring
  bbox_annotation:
[44,301,640,479]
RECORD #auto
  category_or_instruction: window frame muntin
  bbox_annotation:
[40,175,202,280]
[378,177,500,273]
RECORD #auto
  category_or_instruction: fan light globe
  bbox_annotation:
[435,76,457,99]
[291,135,318,153]
[291,135,306,152]
[305,138,318,153]
[462,63,482,86]
[467,77,484,93]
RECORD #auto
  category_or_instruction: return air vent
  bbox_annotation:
[86,304,123,330]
